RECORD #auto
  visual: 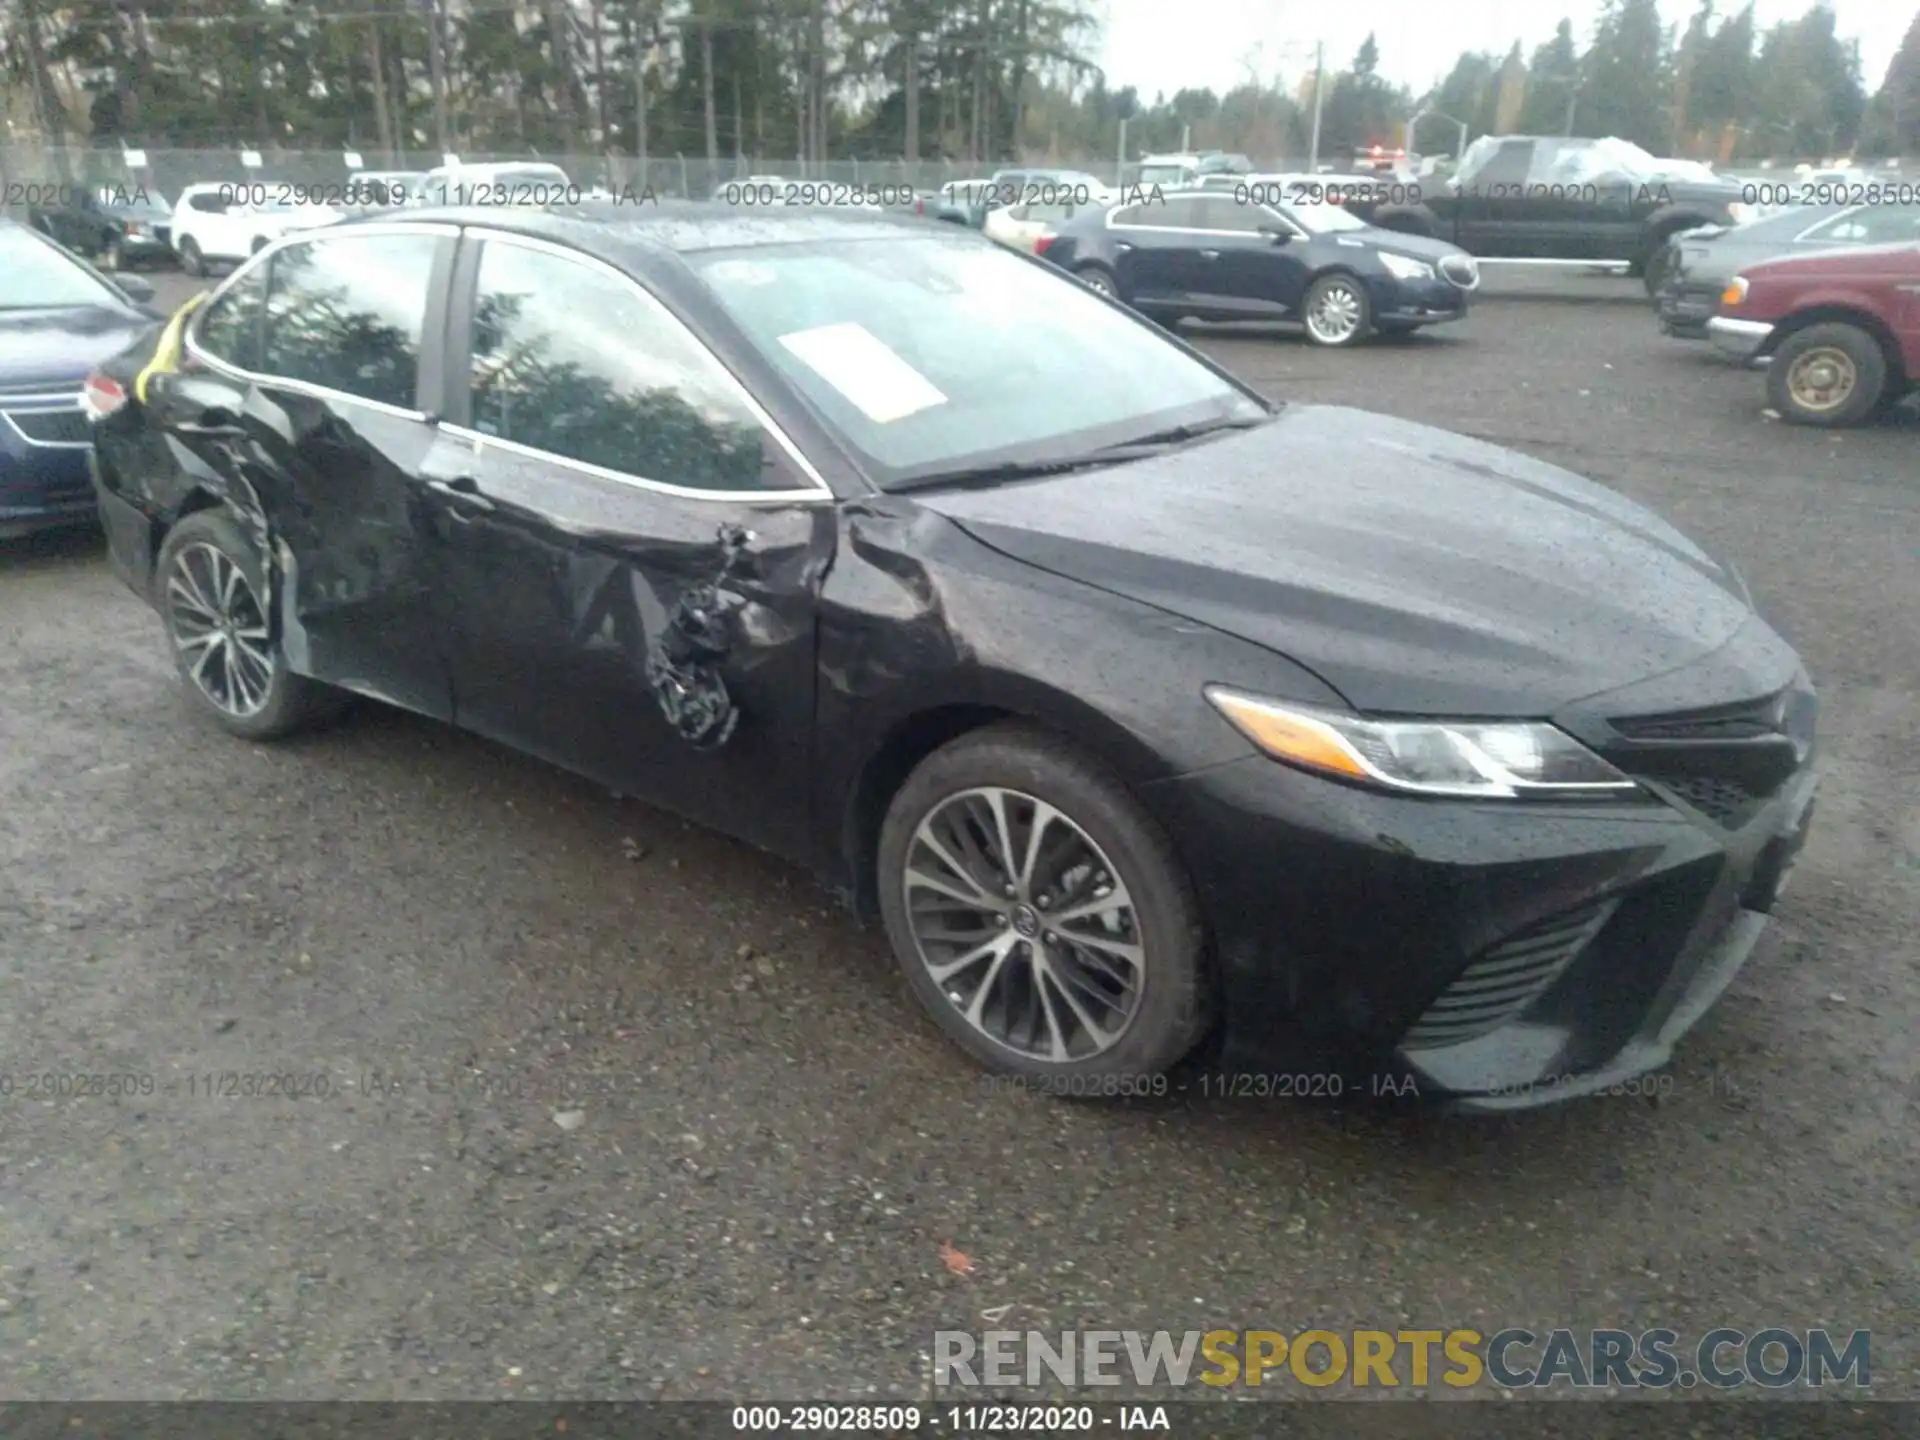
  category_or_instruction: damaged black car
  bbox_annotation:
[84,204,1818,1108]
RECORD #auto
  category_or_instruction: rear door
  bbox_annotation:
[1453,139,1533,255]
[417,229,835,860]
[1105,197,1204,304]
[172,224,458,716]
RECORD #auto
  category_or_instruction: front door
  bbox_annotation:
[1186,195,1307,317]
[420,230,834,861]
[167,225,459,718]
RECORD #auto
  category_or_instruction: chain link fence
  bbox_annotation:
[0,146,1157,215]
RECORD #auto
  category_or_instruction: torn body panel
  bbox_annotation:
[419,427,834,863]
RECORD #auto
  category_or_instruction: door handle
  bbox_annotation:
[428,475,494,515]
[1115,241,1133,252]
[1199,249,1221,260]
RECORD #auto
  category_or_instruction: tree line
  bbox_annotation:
[0,0,1914,165]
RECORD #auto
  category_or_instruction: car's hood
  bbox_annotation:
[0,305,153,390]
[1342,227,1466,262]
[1743,239,1920,280]
[916,405,1761,717]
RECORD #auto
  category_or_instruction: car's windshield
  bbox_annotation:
[691,233,1266,487]
[1284,202,1370,233]
[0,226,126,310]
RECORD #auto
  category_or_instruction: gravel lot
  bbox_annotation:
[2,268,1915,1403]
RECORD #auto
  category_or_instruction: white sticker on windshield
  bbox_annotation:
[777,322,947,424]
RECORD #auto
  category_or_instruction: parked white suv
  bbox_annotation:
[169,182,342,275]
[407,161,576,208]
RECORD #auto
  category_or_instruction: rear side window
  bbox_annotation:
[194,264,269,371]
[260,232,439,409]
[463,240,783,492]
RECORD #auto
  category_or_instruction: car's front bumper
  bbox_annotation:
[1708,315,1774,362]
[1143,724,1819,1108]
[1372,273,1470,326]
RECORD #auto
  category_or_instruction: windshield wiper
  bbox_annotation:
[1094,414,1272,454]
[888,453,1151,493]
[887,414,1273,494]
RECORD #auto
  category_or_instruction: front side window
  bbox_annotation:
[465,241,778,492]
[260,232,438,408]
[194,263,269,369]
[691,231,1265,486]
[1804,206,1920,244]
[1192,196,1263,232]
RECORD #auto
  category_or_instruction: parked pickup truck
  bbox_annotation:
[1350,135,1755,276]
[1707,240,1920,428]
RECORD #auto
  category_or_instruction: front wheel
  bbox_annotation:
[178,236,205,277]
[1766,323,1889,428]
[877,723,1210,1082]
[155,511,345,740]
[102,238,124,271]
[1301,273,1372,347]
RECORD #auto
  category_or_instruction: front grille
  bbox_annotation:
[4,407,91,445]
[1614,692,1784,741]
[1659,774,1765,828]
[1402,899,1618,1049]
[1439,254,1480,289]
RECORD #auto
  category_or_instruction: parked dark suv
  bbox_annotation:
[26,182,175,270]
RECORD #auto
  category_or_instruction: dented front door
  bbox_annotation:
[419,426,834,863]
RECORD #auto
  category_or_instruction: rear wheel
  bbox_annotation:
[102,238,124,271]
[1302,273,1372,347]
[877,723,1209,1082]
[1642,242,1674,297]
[1075,264,1119,300]
[155,511,345,740]
[1766,323,1889,428]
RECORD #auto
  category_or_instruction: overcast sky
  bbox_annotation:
[1097,1,1912,105]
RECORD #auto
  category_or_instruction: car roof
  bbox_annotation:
[348,200,935,257]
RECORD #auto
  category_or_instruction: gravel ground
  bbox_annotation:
[1,270,1915,1404]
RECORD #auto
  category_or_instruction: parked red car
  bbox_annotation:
[1707,239,1920,427]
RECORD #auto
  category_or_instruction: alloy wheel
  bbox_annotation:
[1784,346,1857,413]
[1079,268,1117,298]
[1306,281,1363,343]
[165,543,276,718]
[902,786,1145,1062]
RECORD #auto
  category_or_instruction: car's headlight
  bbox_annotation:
[1721,276,1749,306]
[1205,688,1639,799]
[1379,251,1435,281]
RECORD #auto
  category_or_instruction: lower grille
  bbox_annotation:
[5,407,91,445]
[1402,899,1617,1049]
[1658,773,1766,829]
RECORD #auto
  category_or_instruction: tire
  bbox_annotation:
[1766,323,1888,429]
[1075,264,1120,300]
[1642,243,1673,298]
[178,236,205,278]
[154,510,345,741]
[102,238,123,271]
[876,722,1210,1082]
[1301,272,1373,347]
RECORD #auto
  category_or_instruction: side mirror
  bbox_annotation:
[116,274,155,303]
[1257,224,1293,244]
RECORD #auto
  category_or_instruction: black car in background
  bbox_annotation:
[0,221,161,536]
[84,205,1817,1107]
[1354,135,1752,276]
[26,182,176,270]
[1041,189,1479,345]
[1656,202,1920,339]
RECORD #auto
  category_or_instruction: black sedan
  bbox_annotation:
[27,182,177,271]
[0,221,161,537]
[1655,201,1920,338]
[86,205,1816,1107]
[1040,189,1479,346]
